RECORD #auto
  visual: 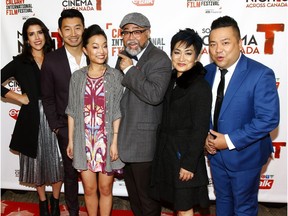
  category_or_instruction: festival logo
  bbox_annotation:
[9,109,19,120]
[259,174,274,190]
[150,38,165,50]
[199,27,262,55]
[276,78,280,89]
[200,29,261,55]
[132,0,155,6]
[108,22,166,58]
[186,0,223,13]
[272,142,286,159]
[256,23,285,55]
[200,27,211,55]
[15,170,20,178]
[61,0,101,11]
[6,0,33,15]
[6,79,21,93]
[246,0,288,8]
[109,23,123,57]
[241,34,260,55]
[200,23,285,55]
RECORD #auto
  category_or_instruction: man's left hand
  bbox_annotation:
[208,129,228,150]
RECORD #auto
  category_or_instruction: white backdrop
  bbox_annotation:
[1,0,287,202]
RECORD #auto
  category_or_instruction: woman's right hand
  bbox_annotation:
[19,93,30,105]
[66,142,73,159]
[4,91,29,105]
[179,168,194,181]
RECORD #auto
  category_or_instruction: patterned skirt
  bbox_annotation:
[19,101,64,186]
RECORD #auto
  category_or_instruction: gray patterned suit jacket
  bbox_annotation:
[115,42,172,162]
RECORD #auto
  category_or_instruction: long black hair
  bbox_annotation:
[21,17,53,61]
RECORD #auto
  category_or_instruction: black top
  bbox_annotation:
[1,55,41,158]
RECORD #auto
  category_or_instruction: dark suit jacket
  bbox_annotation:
[115,42,172,162]
[1,55,40,158]
[205,54,280,171]
[41,47,71,131]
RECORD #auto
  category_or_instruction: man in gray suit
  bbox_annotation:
[115,12,172,216]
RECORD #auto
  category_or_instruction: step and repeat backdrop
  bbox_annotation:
[1,0,287,202]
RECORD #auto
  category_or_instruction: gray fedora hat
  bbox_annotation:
[120,12,151,29]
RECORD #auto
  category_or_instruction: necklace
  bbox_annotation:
[33,55,44,69]
[88,66,106,78]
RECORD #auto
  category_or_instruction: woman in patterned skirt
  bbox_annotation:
[1,18,63,216]
[66,24,124,216]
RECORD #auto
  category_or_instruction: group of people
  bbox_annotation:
[1,8,279,216]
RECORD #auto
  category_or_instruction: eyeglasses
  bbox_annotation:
[121,29,147,38]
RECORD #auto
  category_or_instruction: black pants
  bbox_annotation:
[124,162,161,216]
[57,127,79,216]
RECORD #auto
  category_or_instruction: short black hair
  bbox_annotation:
[210,15,241,39]
[82,24,107,48]
[170,28,203,57]
[58,9,85,29]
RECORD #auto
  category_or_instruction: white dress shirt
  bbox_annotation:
[211,54,242,150]
[65,47,87,73]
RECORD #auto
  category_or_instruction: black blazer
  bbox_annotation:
[41,47,71,131]
[1,55,41,158]
[41,47,89,131]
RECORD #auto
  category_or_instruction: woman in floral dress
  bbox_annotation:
[66,24,124,216]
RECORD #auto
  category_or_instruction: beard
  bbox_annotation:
[125,39,148,56]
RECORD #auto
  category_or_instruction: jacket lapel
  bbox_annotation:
[121,42,155,98]
[219,55,249,118]
[135,42,154,69]
[59,47,72,79]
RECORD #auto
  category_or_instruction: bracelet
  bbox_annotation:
[113,132,118,134]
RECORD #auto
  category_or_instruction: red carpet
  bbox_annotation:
[1,200,213,215]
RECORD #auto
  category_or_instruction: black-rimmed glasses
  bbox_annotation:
[121,29,147,38]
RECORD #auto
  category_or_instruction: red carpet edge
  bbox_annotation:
[1,200,214,216]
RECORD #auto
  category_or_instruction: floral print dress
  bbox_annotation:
[84,75,108,173]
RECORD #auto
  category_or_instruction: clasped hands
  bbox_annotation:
[205,129,228,154]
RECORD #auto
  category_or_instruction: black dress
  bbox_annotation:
[151,62,212,211]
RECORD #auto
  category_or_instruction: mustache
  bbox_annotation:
[126,39,139,46]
